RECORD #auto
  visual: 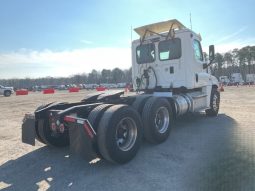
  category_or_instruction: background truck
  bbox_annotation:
[22,19,220,164]
[246,74,255,85]
[0,85,14,97]
[231,73,244,85]
[219,76,230,85]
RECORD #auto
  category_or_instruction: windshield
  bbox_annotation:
[136,43,155,64]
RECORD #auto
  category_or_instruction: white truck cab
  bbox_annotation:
[131,19,219,113]
[132,19,218,91]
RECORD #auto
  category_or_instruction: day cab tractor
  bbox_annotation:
[22,19,220,164]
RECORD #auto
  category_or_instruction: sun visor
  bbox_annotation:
[134,19,186,37]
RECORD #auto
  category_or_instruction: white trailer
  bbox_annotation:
[231,73,244,85]
[22,19,220,164]
[246,74,255,84]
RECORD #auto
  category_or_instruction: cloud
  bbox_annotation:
[215,38,255,53]
[80,40,93,44]
[215,26,247,44]
[0,47,131,79]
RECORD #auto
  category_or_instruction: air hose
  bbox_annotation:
[136,66,157,91]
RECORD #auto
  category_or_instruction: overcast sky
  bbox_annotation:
[0,0,255,79]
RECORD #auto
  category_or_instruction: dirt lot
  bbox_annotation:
[0,87,255,191]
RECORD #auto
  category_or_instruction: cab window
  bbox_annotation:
[158,38,181,60]
[136,43,155,64]
[193,40,203,61]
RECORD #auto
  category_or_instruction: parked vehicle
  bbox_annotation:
[230,73,244,85]
[84,84,99,90]
[0,85,14,97]
[219,76,230,85]
[22,19,220,164]
[245,74,255,85]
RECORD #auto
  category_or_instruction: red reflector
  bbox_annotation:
[64,116,76,123]
[83,122,94,139]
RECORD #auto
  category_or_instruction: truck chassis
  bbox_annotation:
[22,88,220,164]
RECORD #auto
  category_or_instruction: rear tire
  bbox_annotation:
[88,104,113,156]
[97,105,143,164]
[35,105,69,147]
[205,88,220,116]
[34,105,47,144]
[131,95,151,115]
[88,104,113,131]
[142,97,173,144]
[37,119,70,147]
[4,90,11,97]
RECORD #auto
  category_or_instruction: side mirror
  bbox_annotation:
[203,45,215,69]
[209,45,215,62]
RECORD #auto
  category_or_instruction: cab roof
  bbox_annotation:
[134,19,186,37]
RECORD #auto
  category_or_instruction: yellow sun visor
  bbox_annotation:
[134,19,186,37]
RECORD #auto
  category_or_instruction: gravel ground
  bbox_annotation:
[0,87,255,191]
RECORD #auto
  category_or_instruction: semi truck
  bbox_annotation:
[22,19,220,164]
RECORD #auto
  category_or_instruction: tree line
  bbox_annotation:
[210,45,255,79]
[0,67,132,89]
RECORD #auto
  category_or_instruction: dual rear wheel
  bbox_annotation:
[34,97,173,164]
[93,97,173,164]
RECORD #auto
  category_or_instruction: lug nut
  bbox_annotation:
[59,124,65,133]
[51,123,56,131]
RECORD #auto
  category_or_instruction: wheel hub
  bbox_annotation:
[154,107,170,134]
[115,117,137,151]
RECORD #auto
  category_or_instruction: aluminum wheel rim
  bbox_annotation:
[154,107,169,134]
[212,94,219,111]
[115,117,137,151]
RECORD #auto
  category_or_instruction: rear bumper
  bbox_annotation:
[21,114,99,161]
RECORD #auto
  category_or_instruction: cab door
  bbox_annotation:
[193,39,207,87]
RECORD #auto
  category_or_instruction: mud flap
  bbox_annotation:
[22,114,36,146]
[68,121,98,161]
